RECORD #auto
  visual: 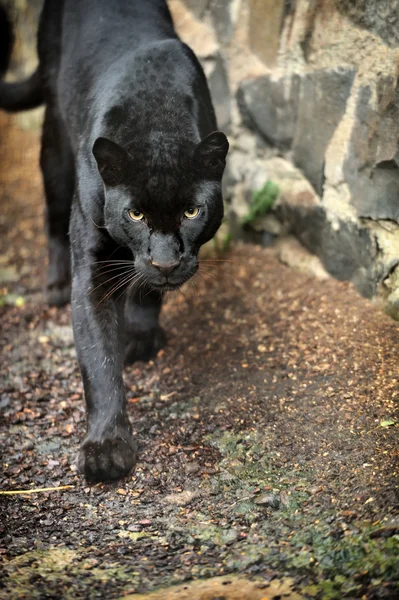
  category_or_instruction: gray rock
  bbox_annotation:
[239,68,355,194]
[204,53,231,129]
[352,161,399,222]
[254,493,280,509]
[261,231,278,247]
[344,82,399,222]
[292,68,356,195]
[336,0,399,47]
[181,0,210,19]
[277,204,376,297]
[210,0,235,42]
[237,74,301,149]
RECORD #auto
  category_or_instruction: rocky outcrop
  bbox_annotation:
[174,0,399,318]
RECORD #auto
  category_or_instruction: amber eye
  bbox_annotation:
[129,209,144,221]
[184,207,199,219]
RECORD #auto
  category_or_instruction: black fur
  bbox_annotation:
[0,4,13,76]
[0,0,228,482]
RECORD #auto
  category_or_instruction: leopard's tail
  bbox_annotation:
[0,4,43,112]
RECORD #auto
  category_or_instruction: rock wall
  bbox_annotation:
[171,0,399,318]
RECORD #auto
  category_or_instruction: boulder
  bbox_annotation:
[292,68,356,195]
[237,74,301,149]
[344,81,399,222]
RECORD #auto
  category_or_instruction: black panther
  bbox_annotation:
[0,0,229,482]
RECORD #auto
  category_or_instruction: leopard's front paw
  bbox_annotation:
[78,431,137,483]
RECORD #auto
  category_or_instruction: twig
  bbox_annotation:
[0,485,75,495]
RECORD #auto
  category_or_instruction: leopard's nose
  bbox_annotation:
[150,259,180,276]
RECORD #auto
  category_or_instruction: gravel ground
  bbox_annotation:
[0,114,399,599]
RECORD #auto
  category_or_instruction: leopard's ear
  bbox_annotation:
[92,137,129,186]
[194,131,229,173]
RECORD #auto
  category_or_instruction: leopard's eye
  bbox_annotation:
[184,207,200,219]
[129,209,144,221]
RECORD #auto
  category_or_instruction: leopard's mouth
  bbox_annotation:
[150,281,182,292]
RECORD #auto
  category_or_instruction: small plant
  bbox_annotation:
[242,180,280,226]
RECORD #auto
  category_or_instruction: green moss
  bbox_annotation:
[188,523,238,546]
[4,548,78,599]
[203,429,399,597]
[2,547,139,599]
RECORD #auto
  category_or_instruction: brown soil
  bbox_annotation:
[0,114,398,599]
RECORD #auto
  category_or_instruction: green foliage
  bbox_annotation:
[242,180,280,226]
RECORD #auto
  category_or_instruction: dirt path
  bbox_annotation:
[1,115,399,599]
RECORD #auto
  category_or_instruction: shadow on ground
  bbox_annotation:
[0,114,398,599]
